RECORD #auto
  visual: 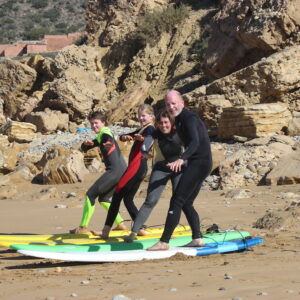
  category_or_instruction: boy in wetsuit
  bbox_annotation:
[93,104,156,238]
[70,111,127,234]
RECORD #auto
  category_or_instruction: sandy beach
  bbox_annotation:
[0,173,299,300]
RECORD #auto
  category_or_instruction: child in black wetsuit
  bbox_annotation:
[93,104,156,238]
[70,111,127,234]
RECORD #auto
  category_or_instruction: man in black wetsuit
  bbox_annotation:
[148,90,212,251]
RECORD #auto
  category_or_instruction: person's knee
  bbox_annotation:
[144,198,158,209]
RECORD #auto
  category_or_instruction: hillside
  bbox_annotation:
[0,0,86,44]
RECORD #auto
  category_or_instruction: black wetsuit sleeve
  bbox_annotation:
[81,138,99,152]
[142,125,156,137]
[141,130,158,154]
[119,129,140,141]
[180,115,201,161]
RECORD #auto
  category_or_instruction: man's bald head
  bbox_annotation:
[165,90,184,117]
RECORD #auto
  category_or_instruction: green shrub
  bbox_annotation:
[22,27,49,40]
[30,0,48,9]
[55,22,67,29]
[74,34,87,46]
[43,8,60,22]
[133,5,189,47]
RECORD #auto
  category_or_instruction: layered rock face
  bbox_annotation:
[40,147,89,184]
[0,60,37,124]
[1,121,36,143]
[86,0,168,46]
[204,0,300,79]
[218,103,292,139]
[187,45,300,137]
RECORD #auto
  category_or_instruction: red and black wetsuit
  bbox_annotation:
[104,124,156,227]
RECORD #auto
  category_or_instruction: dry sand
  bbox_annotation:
[0,173,299,300]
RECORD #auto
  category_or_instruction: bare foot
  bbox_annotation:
[90,230,102,236]
[112,222,127,231]
[183,238,205,247]
[123,232,136,243]
[91,225,111,239]
[137,228,148,236]
[69,226,89,234]
[147,241,169,251]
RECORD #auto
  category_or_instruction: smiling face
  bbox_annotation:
[138,110,154,127]
[165,91,184,117]
[157,116,172,134]
[90,118,105,133]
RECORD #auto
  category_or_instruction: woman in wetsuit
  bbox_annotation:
[124,109,184,242]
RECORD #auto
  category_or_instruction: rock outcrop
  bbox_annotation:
[25,109,69,134]
[1,120,36,143]
[265,149,300,185]
[218,103,292,139]
[40,146,89,184]
[0,59,37,124]
[204,0,300,79]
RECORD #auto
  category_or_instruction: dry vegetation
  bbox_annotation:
[0,0,86,43]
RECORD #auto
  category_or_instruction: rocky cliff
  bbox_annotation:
[0,0,299,188]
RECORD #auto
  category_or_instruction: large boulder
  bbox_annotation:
[0,142,28,174]
[265,149,300,185]
[25,109,69,134]
[1,120,37,143]
[288,112,300,136]
[0,59,37,124]
[218,103,292,139]
[204,0,300,79]
[108,81,151,125]
[41,65,106,122]
[40,146,89,184]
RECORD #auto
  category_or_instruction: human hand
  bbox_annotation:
[134,134,144,142]
[167,159,184,172]
[121,135,133,142]
[83,140,94,146]
[142,152,153,159]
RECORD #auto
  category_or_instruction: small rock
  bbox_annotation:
[224,274,233,279]
[38,269,46,274]
[257,291,268,296]
[219,286,227,291]
[170,288,177,292]
[55,267,62,273]
[54,204,67,209]
[45,297,55,300]
[81,280,90,285]
[232,297,242,300]
[67,192,76,198]
[71,293,78,297]
[112,295,131,300]
[286,290,293,294]
[166,269,174,273]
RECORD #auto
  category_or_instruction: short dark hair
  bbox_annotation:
[88,111,107,123]
[155,109,176,132]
